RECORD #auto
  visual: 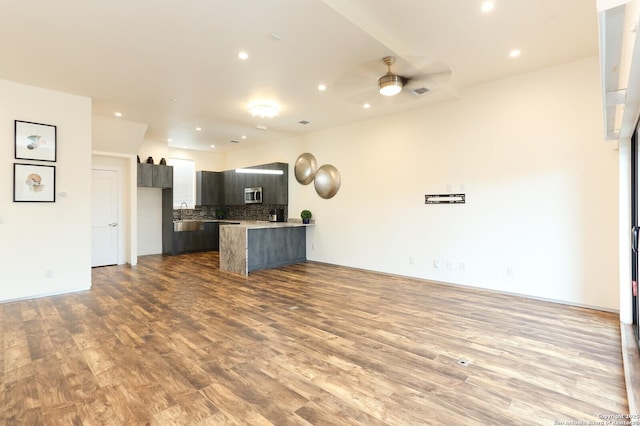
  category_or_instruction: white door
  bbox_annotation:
[92,169,119,266]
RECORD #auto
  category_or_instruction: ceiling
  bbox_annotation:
[0,0,599,152]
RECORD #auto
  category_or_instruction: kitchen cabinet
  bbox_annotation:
[247,226,305,273]
[198,162,288,206]
[259,162,288,204]
[196,171,224,206]
[153,165,173,188]
[172,222,220,254]
[228,162,288,205]
[137,164,173,188]
[219,223,307,275]
[161,188,174,255]
[223,169,245,205]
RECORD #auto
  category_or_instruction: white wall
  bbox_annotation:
[93,116,147,154]
[0,79,92,301]
[138,140,225,171]
[137,188,163,255]
[245,56,619,310]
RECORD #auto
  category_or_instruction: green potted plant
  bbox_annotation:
[301,209,312,224]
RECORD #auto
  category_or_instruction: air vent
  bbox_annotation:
[229,140,240,144]
[412,87,430,95]
[298,120,310,125]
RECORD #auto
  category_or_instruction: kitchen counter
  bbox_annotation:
[219,221,313,275]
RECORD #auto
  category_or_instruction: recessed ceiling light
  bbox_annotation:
[481,1,494,13]
[210,144,215,148]
[363,103,371,109]
[509,49,521,58]
[241,135,247,139]
[196,127,202,131]
[114,112,122,117]
[318,84,327,91]
[238,51,249,60]
[167,138,173,142]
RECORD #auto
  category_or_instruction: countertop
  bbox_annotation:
[174,219,314,229]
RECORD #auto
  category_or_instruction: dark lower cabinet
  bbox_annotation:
[247,227,306,272]
[171,222,220,255]
[162,189,174,255]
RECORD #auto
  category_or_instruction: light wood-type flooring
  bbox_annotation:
[1,252,628,425]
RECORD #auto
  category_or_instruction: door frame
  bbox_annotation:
[92,151,138,266]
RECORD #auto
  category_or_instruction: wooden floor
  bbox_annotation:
[1,252,628,425]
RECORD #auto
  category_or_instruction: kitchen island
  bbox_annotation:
[219,221,313,275]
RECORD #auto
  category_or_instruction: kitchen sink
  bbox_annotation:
[173,220,205,232]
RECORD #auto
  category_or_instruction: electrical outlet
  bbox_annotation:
[311,243,316,250]
[507,267,514,277]
[459,262,466,272]
[45,269,54,279]
[433,259,441,268]
[409,256,414,265]
[446,261,453,270]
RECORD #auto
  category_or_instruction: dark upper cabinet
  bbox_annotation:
[137,163,153,187]
[137,164,173,188]
[196,171,224,206]
[223,169,245,205]
[153,165,173,188]
[198,162,288,206]
[257,163,288,204]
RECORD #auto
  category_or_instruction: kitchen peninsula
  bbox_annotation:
[219,221,313,275]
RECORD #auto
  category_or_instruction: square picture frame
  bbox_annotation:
[13,163,56,202]
[15,120,57,162]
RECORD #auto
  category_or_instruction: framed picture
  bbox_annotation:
[13,163,56,202]
[15,120,57,162]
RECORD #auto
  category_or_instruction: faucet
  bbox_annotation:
[180,202,188,221]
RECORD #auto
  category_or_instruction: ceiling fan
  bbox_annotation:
[334,55,452,104]
[378,56,404,96]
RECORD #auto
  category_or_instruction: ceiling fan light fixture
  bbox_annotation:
[378,56,403,96]
[378,73,403,96]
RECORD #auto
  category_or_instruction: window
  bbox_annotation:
[168,158,195,208]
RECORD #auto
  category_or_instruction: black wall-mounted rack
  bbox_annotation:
[425,193,466,204]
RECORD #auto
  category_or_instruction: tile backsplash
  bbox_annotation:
[174,204,288,222]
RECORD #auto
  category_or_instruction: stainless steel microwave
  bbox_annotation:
[244,187,263,204]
